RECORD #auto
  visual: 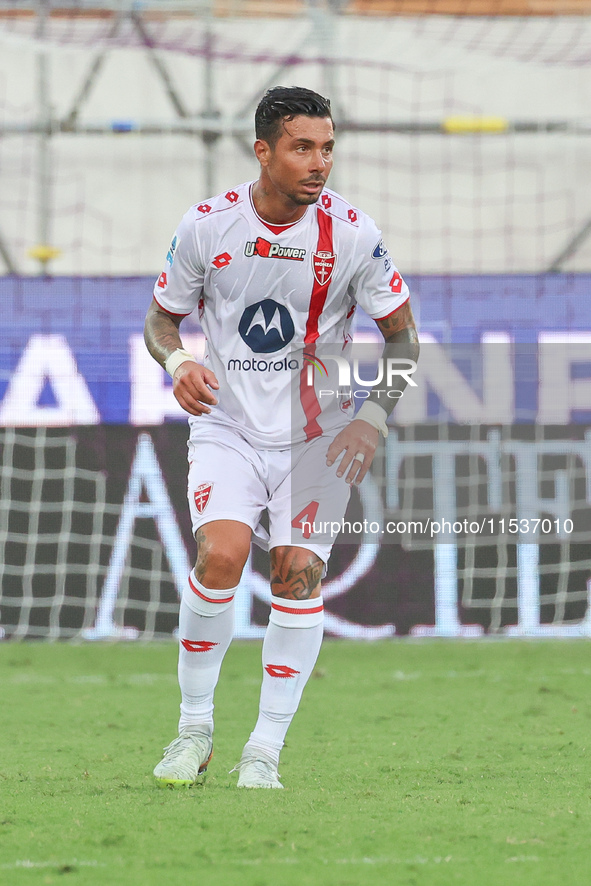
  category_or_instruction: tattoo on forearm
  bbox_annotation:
[383,325,420,345]
[369,300,420,416]
[270,549,323,600]
[144,302,183,366]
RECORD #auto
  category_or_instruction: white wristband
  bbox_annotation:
[164,348,197,378]
[355,400,389,438]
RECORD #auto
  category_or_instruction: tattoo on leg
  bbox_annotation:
[194,527,210,584]
[270,548,322,600]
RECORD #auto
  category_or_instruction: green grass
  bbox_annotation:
[1,640,590,886]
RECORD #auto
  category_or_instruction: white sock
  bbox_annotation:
[177,570,237,735]
[245,596,324,764]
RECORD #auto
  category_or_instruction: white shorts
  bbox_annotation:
[187,423,351,565]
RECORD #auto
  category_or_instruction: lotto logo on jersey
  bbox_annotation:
[389,271,404,294]
[244,237,306,261]
[194,483,213,514]
[212,252,232,269]
[312,251,336,286]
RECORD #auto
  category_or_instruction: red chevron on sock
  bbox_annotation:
[265,664,300,678]
[181,639,219,653]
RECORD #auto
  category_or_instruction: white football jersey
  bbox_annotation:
[153,181,410,449]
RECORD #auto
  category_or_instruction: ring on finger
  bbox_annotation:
[353,452,365,463]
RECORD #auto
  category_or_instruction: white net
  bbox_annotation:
[0,428,183,639]
[1,423,590,639]
[382,423,591,637]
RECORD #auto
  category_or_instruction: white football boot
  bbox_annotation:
[153,728,213,787]
[231,749,283,789]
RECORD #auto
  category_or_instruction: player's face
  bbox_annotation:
[261,115,334,206]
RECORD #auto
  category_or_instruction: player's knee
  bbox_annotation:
[194,546,248,589]
[270,546,323,599]
[193,522,250,588]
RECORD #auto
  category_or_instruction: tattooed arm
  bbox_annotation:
[144,298,219,416]
[326,300,419,486]
[368,299,420,414]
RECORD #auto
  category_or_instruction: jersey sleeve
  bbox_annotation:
[152,208,205,317]
[348,216,410,320]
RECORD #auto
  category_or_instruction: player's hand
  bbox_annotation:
[326,419,379,486]
[172,362,219,416]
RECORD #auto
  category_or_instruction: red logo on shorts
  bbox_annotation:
[194,483,213,514]
[157,271,167,289]
[265,664,300,678]
[181,639,219,653]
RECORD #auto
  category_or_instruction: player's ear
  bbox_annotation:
[254,138,271,167]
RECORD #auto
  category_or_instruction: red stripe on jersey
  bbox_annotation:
[373,296,410,323]
[300,208,334,441]
[271,601,324,615]
[305,208,333,345]
[188,573,235,605]
[153,295,192,318]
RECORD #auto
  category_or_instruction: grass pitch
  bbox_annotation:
[1,640,590,886]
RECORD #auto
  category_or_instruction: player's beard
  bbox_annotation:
[288,182,326,206]
[291,192,322,205]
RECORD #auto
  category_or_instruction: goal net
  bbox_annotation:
[382,423,591,638]
[0,425,399,640]
[0,428,185,640]
[1,412,590,640]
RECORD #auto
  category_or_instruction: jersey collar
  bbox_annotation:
[248,183,310,235]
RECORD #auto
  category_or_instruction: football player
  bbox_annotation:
[145,86,419,788]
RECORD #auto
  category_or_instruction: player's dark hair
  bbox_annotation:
[255,86,333,148]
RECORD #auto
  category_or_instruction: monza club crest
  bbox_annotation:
[194,483,213,514]
[312,250,336,286]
